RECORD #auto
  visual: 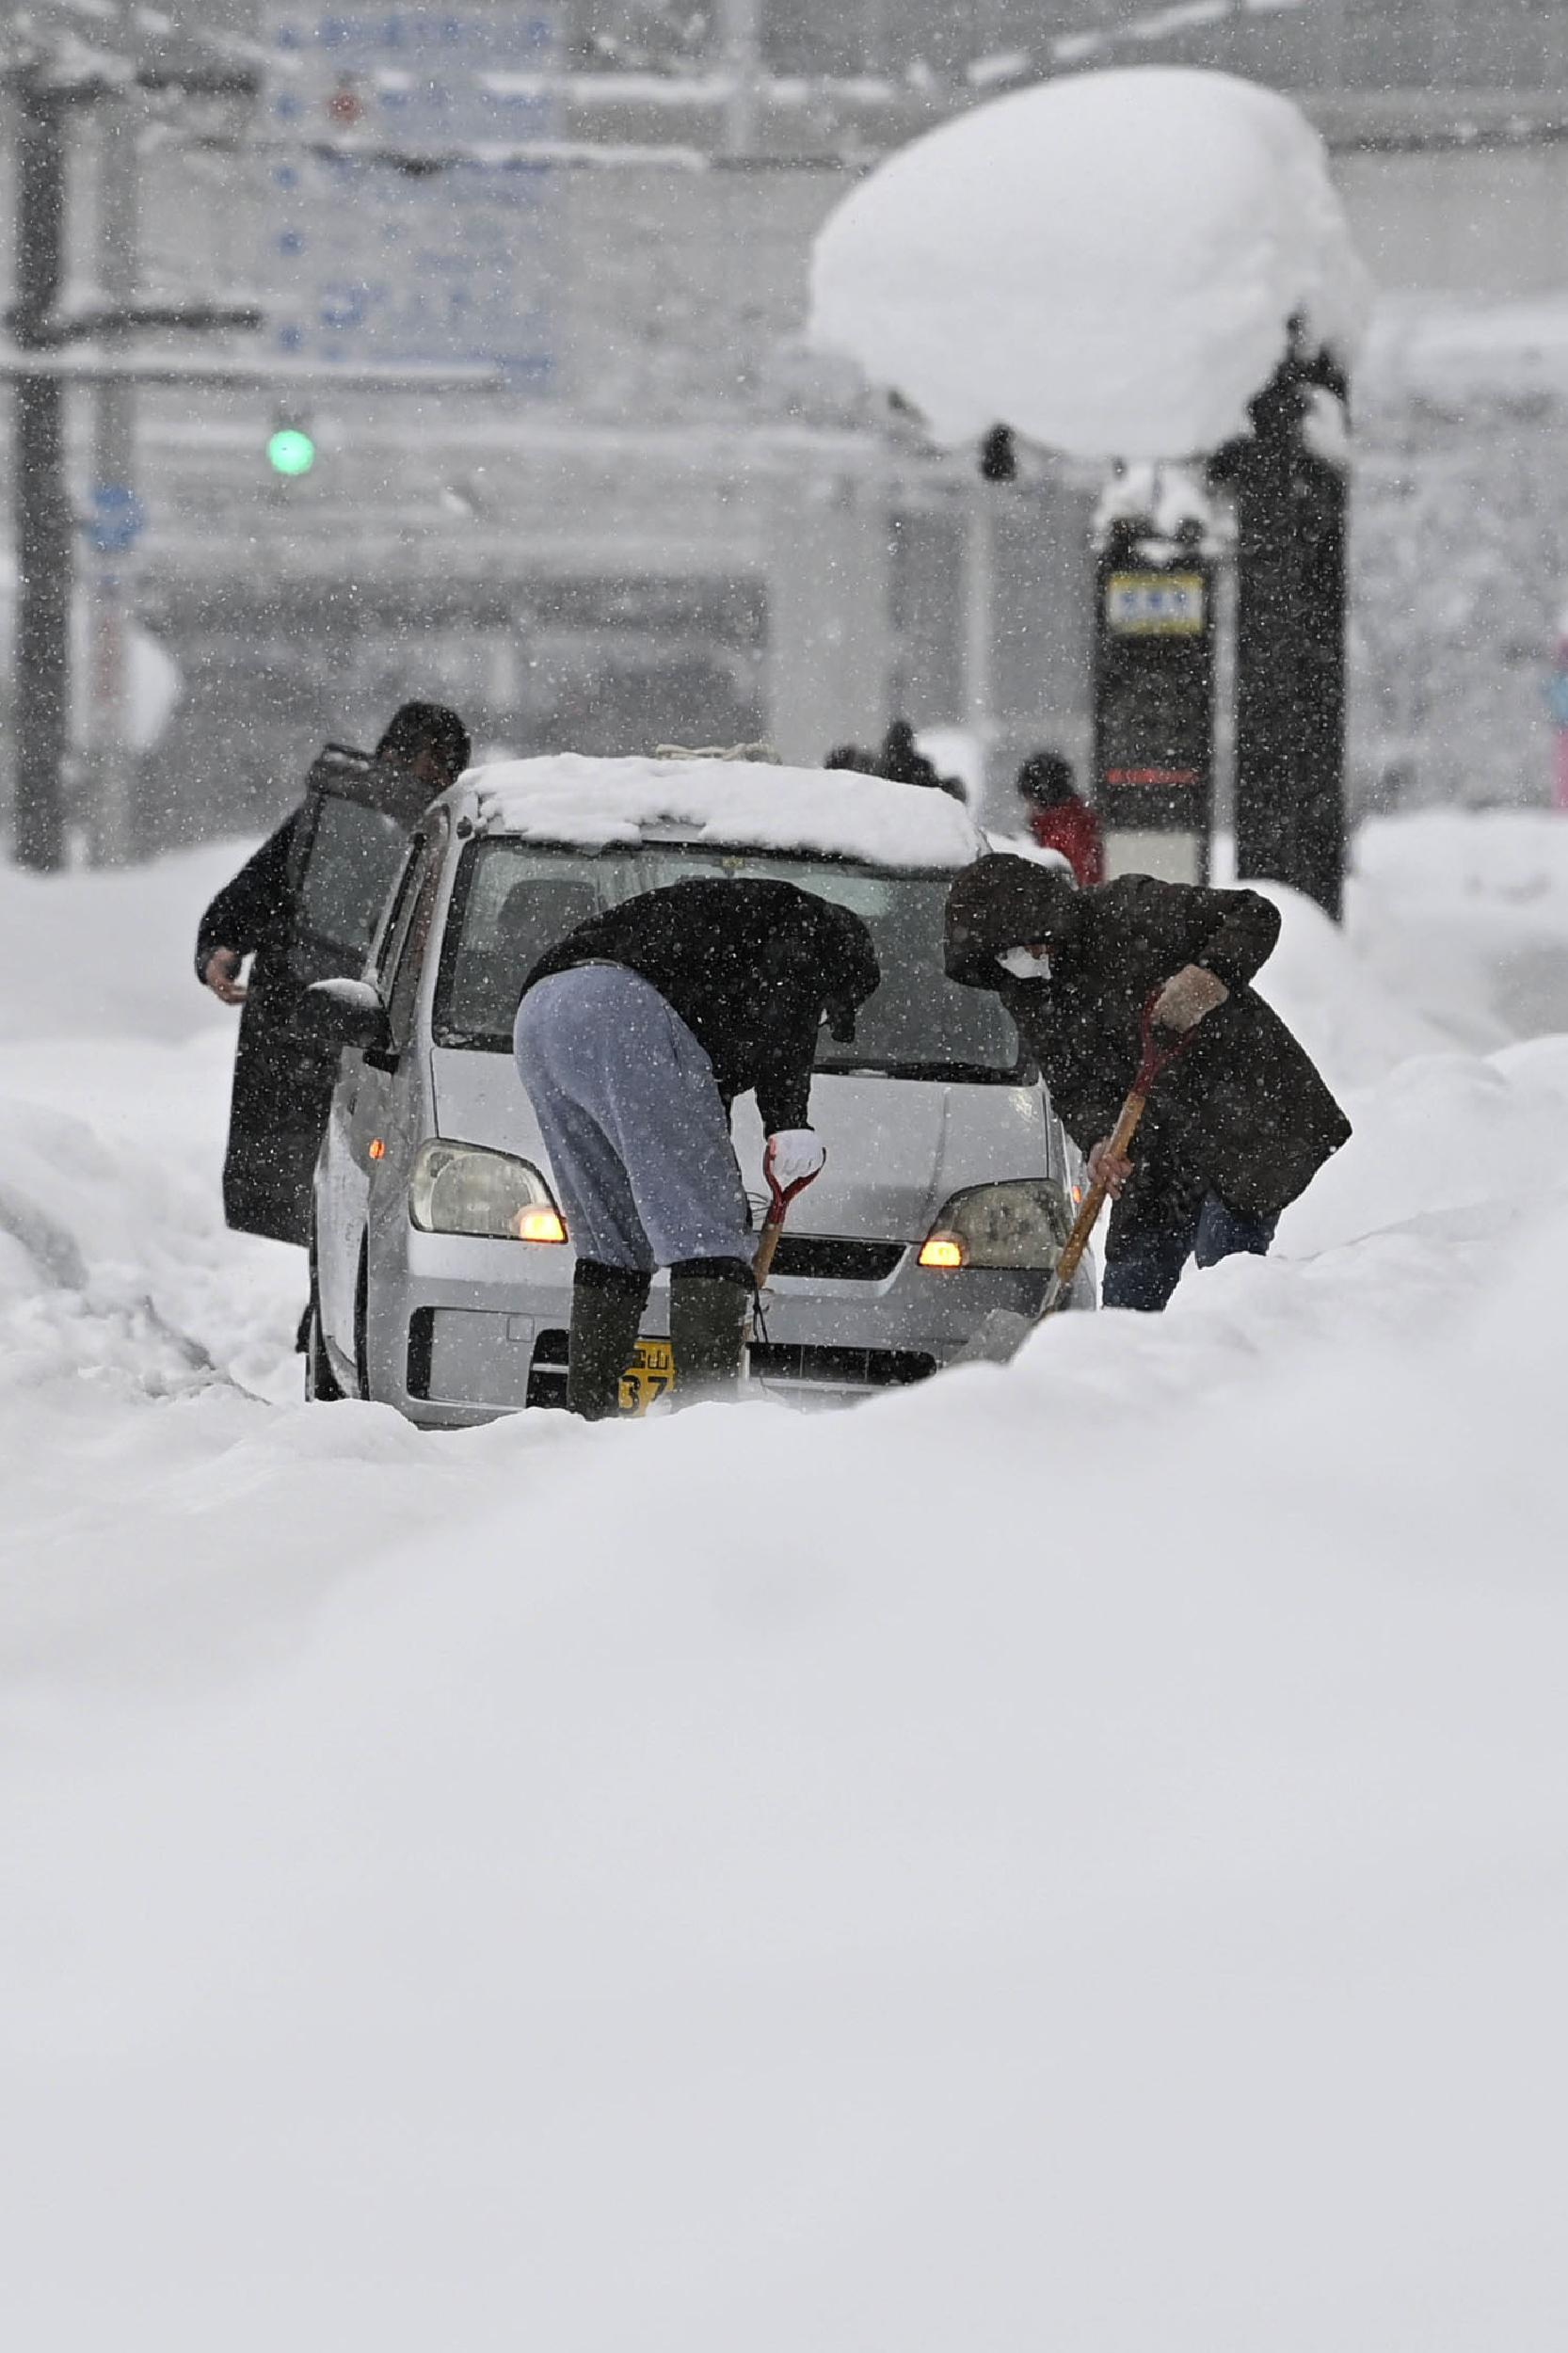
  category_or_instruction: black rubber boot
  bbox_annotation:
[668,1258,752,1403]
[567,1261,651,1420]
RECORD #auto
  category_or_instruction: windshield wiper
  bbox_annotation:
[819,1059,1017,1084]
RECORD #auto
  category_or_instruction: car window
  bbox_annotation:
[368,837,427,995]
[431,841,1023,1081]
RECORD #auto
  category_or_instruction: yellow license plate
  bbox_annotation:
[618,1338,674,1416]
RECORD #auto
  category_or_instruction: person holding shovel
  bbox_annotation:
[944,855,1350,1310]
[514,878,879,1416]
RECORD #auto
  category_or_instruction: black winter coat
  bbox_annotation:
[521,878,879,1136]
[196,813,341,1245]
[945,858,1351,1236]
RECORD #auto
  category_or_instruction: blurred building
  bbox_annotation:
[4,1,1567,845]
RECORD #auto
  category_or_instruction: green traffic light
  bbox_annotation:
[266,426,315,477]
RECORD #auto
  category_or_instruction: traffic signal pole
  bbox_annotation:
[12,68,76,872]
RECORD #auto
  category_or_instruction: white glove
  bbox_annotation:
[1152,963,1229,1032]
[764,1128,825,1192]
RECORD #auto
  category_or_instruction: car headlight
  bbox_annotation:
[918,1179,1072,1272]
[408,1139,567,1242]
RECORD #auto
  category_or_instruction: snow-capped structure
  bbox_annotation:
[469,753,983,867]
[808,68,1372,461]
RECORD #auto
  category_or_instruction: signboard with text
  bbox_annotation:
[264,8,560,382]
[1094,552,1216,885]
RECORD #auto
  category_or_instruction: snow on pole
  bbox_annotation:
[807,67,1371,462]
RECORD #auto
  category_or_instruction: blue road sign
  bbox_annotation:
[85,485,147,554]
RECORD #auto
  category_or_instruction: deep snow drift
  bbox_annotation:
[2,815,1567,2348]
[808,67,1371,459]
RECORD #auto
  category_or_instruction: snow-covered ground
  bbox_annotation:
[3,815,1567,2347]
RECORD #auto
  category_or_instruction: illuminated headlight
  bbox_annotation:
[408,1140,567,1242]
[918,1179,1072,1272]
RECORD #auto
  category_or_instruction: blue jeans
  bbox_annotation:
[1101,1193,1277,1313]
[514,964,753,1275]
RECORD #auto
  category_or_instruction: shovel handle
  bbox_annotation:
[1050,1085,1149,1295]
[752,1213,786,1290]
[752,1170,813,1289]
[1045,1001,1193,1308]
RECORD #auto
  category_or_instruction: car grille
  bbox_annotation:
[768,1234,905,1282]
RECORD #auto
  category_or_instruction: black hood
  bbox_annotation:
[811,896,880,1042]
[944,855,1080,986]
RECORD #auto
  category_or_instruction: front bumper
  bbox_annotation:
[369,1229,1092,1428]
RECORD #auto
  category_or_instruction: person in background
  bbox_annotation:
[197,701,472,1254]
[944,853,1350,1311]
[823,723,966,800]
[1016,750,1105,888]
[876,719,944,792]
[514,878,879,1417]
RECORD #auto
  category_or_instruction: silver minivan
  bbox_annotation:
[307,755,1094,1422]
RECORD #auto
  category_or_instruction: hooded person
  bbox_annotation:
[197,700,472,1252]
[944,854,1351,1310]
[514,877,879,1416]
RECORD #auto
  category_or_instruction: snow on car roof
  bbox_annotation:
[808,66,1372,462]
[467,753,984,868]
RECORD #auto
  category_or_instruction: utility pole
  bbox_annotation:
[1214,350,1350,921]
[4,42,263,872]
[721,0,761,158]
[11,65,79,871]
[87,43,141,863]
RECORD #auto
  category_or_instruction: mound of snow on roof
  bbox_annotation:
[470,753,981,867]
[809,67,1371,460]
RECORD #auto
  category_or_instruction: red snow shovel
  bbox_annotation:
[743,1165,817,1383]
[1040,999,1194,1315]
[753,1165,814,1291]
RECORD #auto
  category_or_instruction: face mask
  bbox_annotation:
[998,945,1053,982]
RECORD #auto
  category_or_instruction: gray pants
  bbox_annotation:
[514,963,753,1275]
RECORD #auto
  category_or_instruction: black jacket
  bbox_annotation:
[197,811,340,1244]
[945,857,1351,1229]
[522,878,879,1136]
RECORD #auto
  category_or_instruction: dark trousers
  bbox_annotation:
[1102,1193,1277,1313]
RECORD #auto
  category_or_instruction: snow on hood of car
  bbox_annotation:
[467,754,984,868]
[808,66,1372,461]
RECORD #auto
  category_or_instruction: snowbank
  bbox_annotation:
[3,812,1568,2346]
[808,67,1371,459]
[472,753,982,866]
[1349,809,1568,1051]
[0,839,253,1045]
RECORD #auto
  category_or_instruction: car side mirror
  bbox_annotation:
[306,976,393,1058]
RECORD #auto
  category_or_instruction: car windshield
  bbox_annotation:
[432,840,1024,1081]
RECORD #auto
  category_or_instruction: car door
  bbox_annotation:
[352,819,452,1389]
[315,828,435,1352]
